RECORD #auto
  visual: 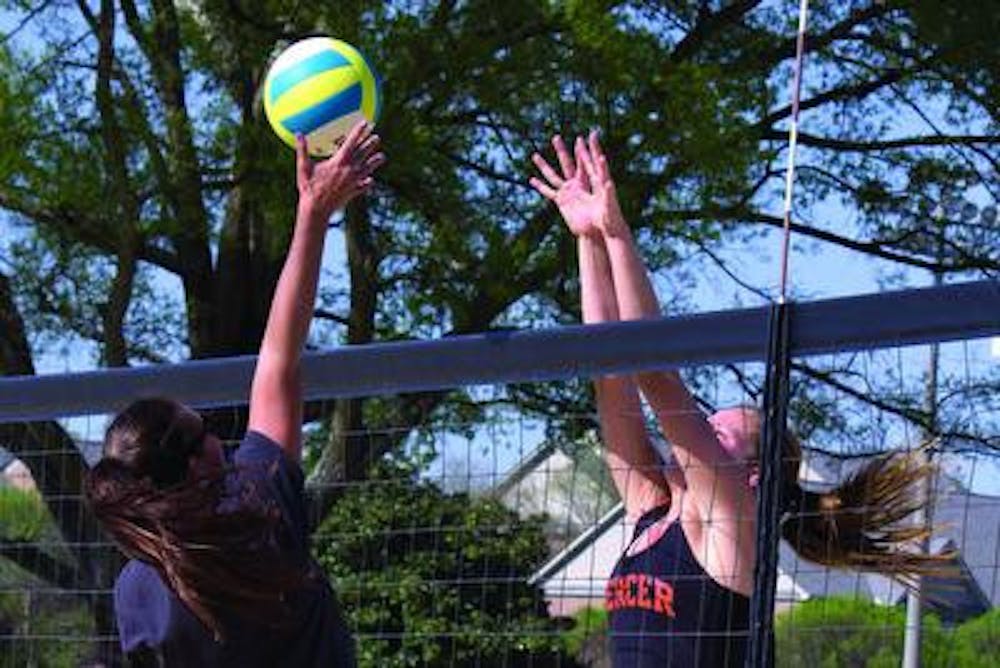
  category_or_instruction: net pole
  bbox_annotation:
[746,302,792,668]
[748,1,809,665]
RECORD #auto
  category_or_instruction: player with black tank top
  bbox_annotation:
[533,127,951,668]
[531,132,759,667]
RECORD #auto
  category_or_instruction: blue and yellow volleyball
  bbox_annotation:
[263,37,381,157]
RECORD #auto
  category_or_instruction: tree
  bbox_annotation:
[1,0,998,661]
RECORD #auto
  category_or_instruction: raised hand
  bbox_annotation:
[530,135,602,237]
[530,132,628,239]
[296,121,385,222]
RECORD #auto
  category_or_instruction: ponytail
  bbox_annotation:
[780,445,953,587]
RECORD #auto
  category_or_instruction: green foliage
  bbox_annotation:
[0,486,93,666]
[905,2,1000,80]
[0,590,94,668]
[314,465,579,667]
[949,608,1000,668]
[774,596,1000,668]
[561,605,608,659]
[0,486,49,542]
[547,598,1000,668]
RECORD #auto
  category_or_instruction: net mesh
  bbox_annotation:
[0,332,997,667]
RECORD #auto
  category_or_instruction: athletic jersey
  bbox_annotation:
[113,431,356,667]
[606,505,749,667]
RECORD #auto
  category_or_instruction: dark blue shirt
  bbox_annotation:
[114,431,356,667]
[607,505,749,667]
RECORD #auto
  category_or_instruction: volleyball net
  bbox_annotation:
[0,279,997,667]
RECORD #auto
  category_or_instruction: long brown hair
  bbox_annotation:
[84,398,308,640]
[740,408,952,587]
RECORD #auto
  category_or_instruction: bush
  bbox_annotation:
[0,486,50,542]
[0,486,95,667]
[313,467,580,667]
[562,606,607,658]
[562,606,609,667]
[775,596,983,668]
[0,590,94,668]
[949,608,1000,668]
[564,597,1000,668]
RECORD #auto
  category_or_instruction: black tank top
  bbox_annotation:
[606,505,749,667]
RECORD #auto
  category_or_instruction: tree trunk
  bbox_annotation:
[215,79,278,357]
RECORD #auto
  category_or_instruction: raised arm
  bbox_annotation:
[248,122,384,461]
[576,133,748,522]
[530,136,668,518]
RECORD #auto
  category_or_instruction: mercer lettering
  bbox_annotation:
[605,574,676,618]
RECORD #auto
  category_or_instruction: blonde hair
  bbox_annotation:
[740,408,952,586]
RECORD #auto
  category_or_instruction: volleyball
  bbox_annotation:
[263,37,381,157]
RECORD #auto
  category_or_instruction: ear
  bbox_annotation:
[747,464,760,489]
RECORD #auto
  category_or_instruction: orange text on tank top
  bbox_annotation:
[604,573,676,617]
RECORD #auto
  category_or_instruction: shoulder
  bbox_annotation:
[235,431,302,469]
[231,430,310,542]
[234,431,305,483]
[234,430,291,465]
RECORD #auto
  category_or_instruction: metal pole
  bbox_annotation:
[902,266,943,667]
[746,302,792,668]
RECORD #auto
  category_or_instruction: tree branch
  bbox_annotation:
[670,0,764,63]
[747,4,895,72]
[314,308,349,326]
[793,361,931,426]
[733,209,949,271]
[761,66,908,128]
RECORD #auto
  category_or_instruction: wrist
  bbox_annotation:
[601,222,633,244]
[297,200,332,227]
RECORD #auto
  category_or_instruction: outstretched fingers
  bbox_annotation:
[353,153,385,193]
[351,131,380,161]
[588,130,611,184]
[333,120,373,164]
[351,133,382,174]
[531,152,564,190]
[574,135,598,186]
[552,135,575,180]
[346,175,375,201]
[339,123,383,192]
[529,175,558,200]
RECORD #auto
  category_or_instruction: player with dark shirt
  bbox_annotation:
[86,120,383,667]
